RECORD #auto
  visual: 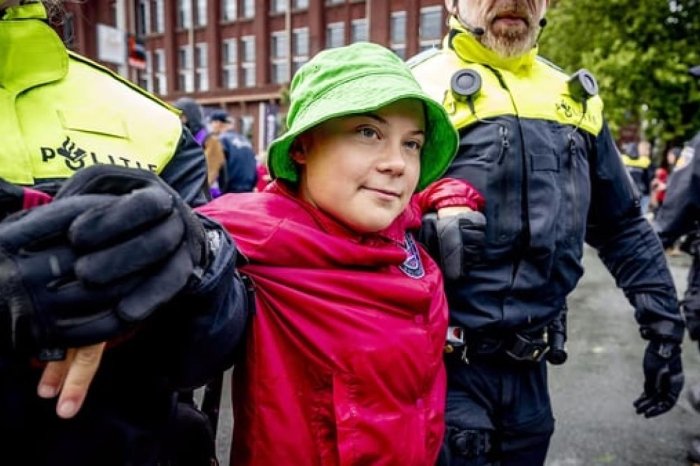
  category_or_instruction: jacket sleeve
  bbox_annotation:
[586,123,684,343]
[148,215,249,389]
[158,126,211,207]
[411,178,485,216]
[654,138,700,246]
[133,127,249,389]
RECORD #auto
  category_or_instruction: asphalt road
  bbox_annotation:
[212,246,698,466]
[547,246,699,466]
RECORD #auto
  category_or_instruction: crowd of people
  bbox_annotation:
[1,0,699,466]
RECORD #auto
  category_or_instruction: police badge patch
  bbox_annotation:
[399,233,425,279]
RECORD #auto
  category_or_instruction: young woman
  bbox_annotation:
[199,42,485,466]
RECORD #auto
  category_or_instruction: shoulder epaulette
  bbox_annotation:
[67,51,178,113]
[406,48,441,69]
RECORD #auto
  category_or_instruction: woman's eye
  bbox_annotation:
[405,140,423,152]
[358,127,379,139]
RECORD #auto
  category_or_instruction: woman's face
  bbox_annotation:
[292,99,425,234]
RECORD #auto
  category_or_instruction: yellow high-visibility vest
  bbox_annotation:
[0,3,182,186]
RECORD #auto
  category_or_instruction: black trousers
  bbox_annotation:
[438,355,555,466]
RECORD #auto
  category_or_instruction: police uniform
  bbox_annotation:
[620,148,654,214]
[655,131,700,462]
[411,18,683,465]
[0,4,247,465]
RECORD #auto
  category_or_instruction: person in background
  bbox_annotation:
[621,140,655,216]
[0,2,248,465]
[255,150,273,192]
[208,110,258,193]
[650,146,680,214]
[198,42,487,466]
[654,64,700,465]
[174,97,226,196]
[410,1,685,464]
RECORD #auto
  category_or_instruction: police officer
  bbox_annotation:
[0,2,248,465]
[654,64,700,464]
[410,1,685,464]
[621,140,655,215]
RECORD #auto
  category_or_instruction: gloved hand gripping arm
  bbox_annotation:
[0,165,244,361]
[415,178,486,281]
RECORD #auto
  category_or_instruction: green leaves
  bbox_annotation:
[540,0,700,146]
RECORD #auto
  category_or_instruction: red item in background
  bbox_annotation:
[653,167,668,205]
[255,163,272,192]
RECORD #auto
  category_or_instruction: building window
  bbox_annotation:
[221,0,236,21]
[178,46,194,92]
[326,0,343,5]
[152,0,164,33]
[326,22,344,49]
[271,0,287,14]
[177,0,192,29]
[137,0,150,35]
[139,50,153,92]
[390,11,406,59]
[293,0,308,10]
[292,27,309,74]
[419,6,443,51]
[195,43,208,91]
[241,35,256,87]
[195,0,207,27]
[154,48,167,95]
[270,31,289,84]
[241,0,254,18]
[351,18,367,43]
[222,38,238,89]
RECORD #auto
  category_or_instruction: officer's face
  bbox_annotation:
[447,0,548,57]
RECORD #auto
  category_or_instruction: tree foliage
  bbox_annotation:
[540,0,700,146]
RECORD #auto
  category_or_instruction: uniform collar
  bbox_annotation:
[446,16,538,74]
[0,2,68,93]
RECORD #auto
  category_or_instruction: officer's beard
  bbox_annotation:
[481,23,539,57]
[461,0,541,57]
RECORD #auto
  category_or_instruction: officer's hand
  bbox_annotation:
[0,194,122,354]
[55,165,209,323]
[420,209,486,281]
[633,340,684,418]
[37,342,106,419]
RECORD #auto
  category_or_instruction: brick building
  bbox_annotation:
[59,0,447,154]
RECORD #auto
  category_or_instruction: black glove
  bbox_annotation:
[419,211,486,281]
[633,340,684,418]
[55,165,209,322]
[0,165,208,357]
[0,194,120,356]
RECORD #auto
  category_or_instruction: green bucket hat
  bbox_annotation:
[267,42,459,191]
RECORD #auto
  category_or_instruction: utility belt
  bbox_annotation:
[445,307,568,365]
[445,327,549,363]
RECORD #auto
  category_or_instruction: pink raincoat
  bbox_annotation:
[198,179,483,466]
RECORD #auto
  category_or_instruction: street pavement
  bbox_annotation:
[213,245,698,466]
[547,246,699,466]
